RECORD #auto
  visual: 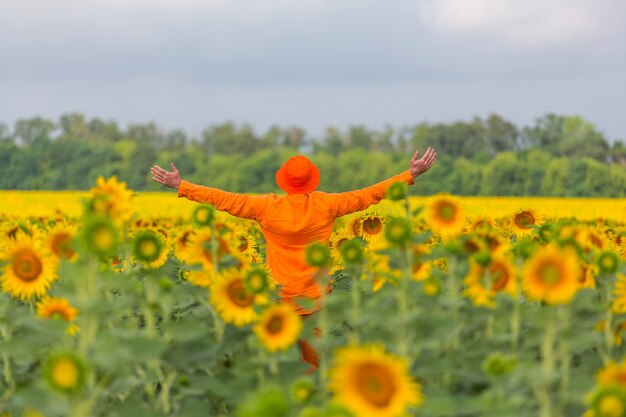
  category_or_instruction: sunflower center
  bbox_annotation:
[489,263,510,291]
[12,249,43,282]
[436,202,456,223]
[195,208,211,222]
[51,233,75,258]
[50,308,72,321]
[239,237,249,252]
[227,280,255,308]
[514,212,535,229]
[94,227,114,251]
[599,395,624,417]
[52,359,79,389]
[362,218,383,235]
[336,238,348,249]
[265,314,284,335]
[139,239,158,259]
[355,363,396,408]
[538,262,562,286]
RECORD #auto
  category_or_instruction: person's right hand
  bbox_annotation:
[150,162,182,190]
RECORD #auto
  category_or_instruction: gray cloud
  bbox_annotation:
[1,0,624,139]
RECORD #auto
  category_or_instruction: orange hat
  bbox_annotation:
[275,156,320,194]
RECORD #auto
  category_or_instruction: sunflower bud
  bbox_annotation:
[192,204,215,228]
[387,181,408,201]
[44,352,88,393]
[244,267,270,294]
[305,243,330,267]
[481,352,517,377]
[340,239,364,264]
[384,217,412,245]
[597,250,620,275]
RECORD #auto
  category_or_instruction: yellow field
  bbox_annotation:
[2,190,625,223]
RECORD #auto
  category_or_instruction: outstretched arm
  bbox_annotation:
[150,163,268,221]
[326,148,437,218]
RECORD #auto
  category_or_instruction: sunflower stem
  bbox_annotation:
[143,280,156,338]
[448,256,460,350]
[557,305,571,414]
[317,267,330,387]
[603,274,614,363]
[0,322,12,387]
[396,242,412,357]
[199,296,224,342]
[510,285,522,353]
[537,307,556,417]
[210,224,219,274]
[78,257,100,357]
[349,265,360,344]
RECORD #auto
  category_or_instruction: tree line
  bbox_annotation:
[0,113,625,197]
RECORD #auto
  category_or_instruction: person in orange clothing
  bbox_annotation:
[150,148,437,371]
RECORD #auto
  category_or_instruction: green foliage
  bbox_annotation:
[0,112,623,197]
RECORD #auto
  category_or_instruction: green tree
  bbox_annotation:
[540,158,570,196]
[481,152,525,195]
[13,117,56,146]
[451,157,482,195]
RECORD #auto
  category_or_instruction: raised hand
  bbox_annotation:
[409,147,437,178]
[150,162,182,190]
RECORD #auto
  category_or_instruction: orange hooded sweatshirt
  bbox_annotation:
[177,169,415,312]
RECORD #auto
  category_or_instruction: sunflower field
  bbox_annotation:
[1,177,626,417]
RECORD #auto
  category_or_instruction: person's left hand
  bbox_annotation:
[409,147,437,178]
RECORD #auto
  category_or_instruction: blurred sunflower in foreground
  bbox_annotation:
[210,268,267,326]
[328,344,423,417]
[254,303,302,352]
[522,245,580,305]
[86,175,134,222]
[425,195,465,238]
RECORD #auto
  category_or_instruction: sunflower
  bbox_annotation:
[1,237,58,300]
[86,175,134,222]
[305,242,330,267]
[425,195,465,237]
[329,226,354,263]
[470,217,495,233]
[384,217,412,246]
[233,227,257,259]
[131,228,168,269]
[348,215,363,237]
[359,212,386,243]
[522,246,580,305]
[597,361,626,387]
[185,270,213,288]
[185,229,236,271]
[611,274,626,314]
[44,352,87,393]
[210,268,265,326]
[80,217,119,258]
[411,244,432,281]
[46,224,78,262]
[192,204,215,228]
[328,344,423,417]
[244,266,271,294]
[363,242,401,292]
[597,250,621,275]
[172,226,196,263]
[36,297,79,321]
[254,304,302,352]
[586,385,626,417]
[463,256,517,308]
[511,208,542,236]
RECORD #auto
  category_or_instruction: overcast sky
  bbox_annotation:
[1,0,625,141]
